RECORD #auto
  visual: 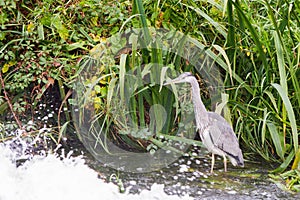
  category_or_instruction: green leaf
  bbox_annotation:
[267,122,284,160]
[264,90,279,113]
[134,0,151,44]
[52,15,69,40]
[58,121,70,143]
[213,44,233,84]
[0,31,6,41]
[274,32,287,93]
[190,37,253,94]
[37,24,44,40]
[94,85,101,94]
[272,83,298,154]
[66,42,87,51]
[182,3,227,37]
[40,14,52,26]
[106,77,117,110]
[271,150,295,173]
[159,66,169,92]
[119,54,127,104]
[231,0,268,69]
[261,108,271,145]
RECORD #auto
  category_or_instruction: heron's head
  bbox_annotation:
[163,72,195,85]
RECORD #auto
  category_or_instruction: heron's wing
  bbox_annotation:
[207,112,241,158]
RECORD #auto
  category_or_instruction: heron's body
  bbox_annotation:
[164,72,244,173]
[201,112,244,171]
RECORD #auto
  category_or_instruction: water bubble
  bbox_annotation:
[179,164,189,173]
[227,190,237,194]
[187,176,195,181]
[191,152,198,157]
[129,180,137,185]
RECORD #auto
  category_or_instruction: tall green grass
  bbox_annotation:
[75,0,299,178]
[225,0,299,172]
[75,0,236,156]
[75,30,191,153]
[140,0,300,174]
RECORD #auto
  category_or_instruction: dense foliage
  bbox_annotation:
[0,0,299,192]
[0,0,130,117]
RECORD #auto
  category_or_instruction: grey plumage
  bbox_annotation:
[164,72,244,173]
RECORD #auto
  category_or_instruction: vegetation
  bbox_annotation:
[0,0,299,192]
[0,0,130,139]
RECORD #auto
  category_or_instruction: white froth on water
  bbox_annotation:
[0,143,191,200]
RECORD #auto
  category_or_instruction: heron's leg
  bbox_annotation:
[223,155,227,172]
[210,154,215,174]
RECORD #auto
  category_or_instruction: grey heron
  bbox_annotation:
[164,72,244,173]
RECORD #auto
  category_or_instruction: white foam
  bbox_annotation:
[0,144,192,200]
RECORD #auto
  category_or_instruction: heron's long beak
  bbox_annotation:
[163,81,171,86]
[159,77,174,92]
[159,72,192,92]
[163,78,181,86]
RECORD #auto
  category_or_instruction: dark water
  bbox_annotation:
[6,130,299,200]
[82,145,300,200]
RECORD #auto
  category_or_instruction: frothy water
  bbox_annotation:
[0,142,191,200]
[0,128,299,200]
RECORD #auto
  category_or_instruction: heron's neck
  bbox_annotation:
[190,78,209,130]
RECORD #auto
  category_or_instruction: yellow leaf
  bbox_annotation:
[2,63,10,73]
[100,37,107,43]
[90,90,96,97]
[94,96,101,103]
[8,61,16,65]
[99,79,107,84]
[2,61,16,73]
[90,43,106,58]
[99,65,105,73]
[91,76,98,82]
[27,22,35,33]
[94,103,101,110]
[94,97,102,109]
